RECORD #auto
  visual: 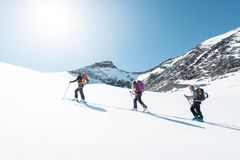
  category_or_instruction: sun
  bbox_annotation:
[24,0,79,45]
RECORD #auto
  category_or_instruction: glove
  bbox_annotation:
[129,90,135,95]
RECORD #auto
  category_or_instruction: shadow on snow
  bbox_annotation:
[159,114,240,132]
[75,102,107,112]
[63,98,107,112]
[87,102,205,129]
[65,99,240,131]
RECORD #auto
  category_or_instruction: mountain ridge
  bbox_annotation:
[69,27,240,91]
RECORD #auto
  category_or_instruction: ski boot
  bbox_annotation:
[197,117,204,122]
[143,107,149,112]
[192,116,198,121]
[132,108,138,111]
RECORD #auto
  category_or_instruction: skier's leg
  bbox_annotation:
[195,102,203,119]
[190,102,198,118]
[133,96,138,109]
[137,95,147,109]
[79,87,85,100]
[74,88,80,99]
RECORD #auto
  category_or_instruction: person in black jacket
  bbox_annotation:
[70,73,89,102]
[184,85,203,121]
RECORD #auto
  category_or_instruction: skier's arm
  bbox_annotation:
[70,77,79,83]
[184,94,193,100]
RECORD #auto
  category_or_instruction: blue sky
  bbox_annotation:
[0,0,239,72]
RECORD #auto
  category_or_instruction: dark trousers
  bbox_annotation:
[190,101,203,118]
[74,87,85,100]
[134,94,147,109]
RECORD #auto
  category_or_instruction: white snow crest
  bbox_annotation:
[201,27,240,47]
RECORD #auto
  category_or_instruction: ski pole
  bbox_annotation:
[185,96,192,106]
[63,82,71,99]
[129,90,134,100]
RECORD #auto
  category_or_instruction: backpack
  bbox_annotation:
[136,80,144,93]
[195,88,208,101]
[82,74,89,85]
[78,74,88,86]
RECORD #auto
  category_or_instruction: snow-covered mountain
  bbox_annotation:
[1,61,240,160]
[142,27,240,91]
[69,27,240,92]
[69,61,142,88]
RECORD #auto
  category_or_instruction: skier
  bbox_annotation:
[70,73,89,103]
[131,80,148,112]
[184,85,204,122]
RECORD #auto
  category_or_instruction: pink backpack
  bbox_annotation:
[136,80,144,93]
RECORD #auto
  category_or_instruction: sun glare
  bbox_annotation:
[24,0,79,45]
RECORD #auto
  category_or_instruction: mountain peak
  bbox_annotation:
[69,27,240,92]
[201,27,240,47]
[90,61,117,69]
[69,60,140,88]
[141,27,240,92]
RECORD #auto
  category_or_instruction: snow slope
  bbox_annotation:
[0,62,240,160]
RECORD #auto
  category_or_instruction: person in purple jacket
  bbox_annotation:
[131,80,148,111]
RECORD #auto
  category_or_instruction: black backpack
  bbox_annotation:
[196,88,209,101]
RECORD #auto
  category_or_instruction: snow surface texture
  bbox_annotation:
[0,62,240,160]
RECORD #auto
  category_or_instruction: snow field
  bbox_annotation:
[0,62,240,160]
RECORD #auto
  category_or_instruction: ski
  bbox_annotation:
[192,119,204,123]
[63,98,87,104]
[131,109,151,114]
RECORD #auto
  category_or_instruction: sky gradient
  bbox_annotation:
[0,0,239,72]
